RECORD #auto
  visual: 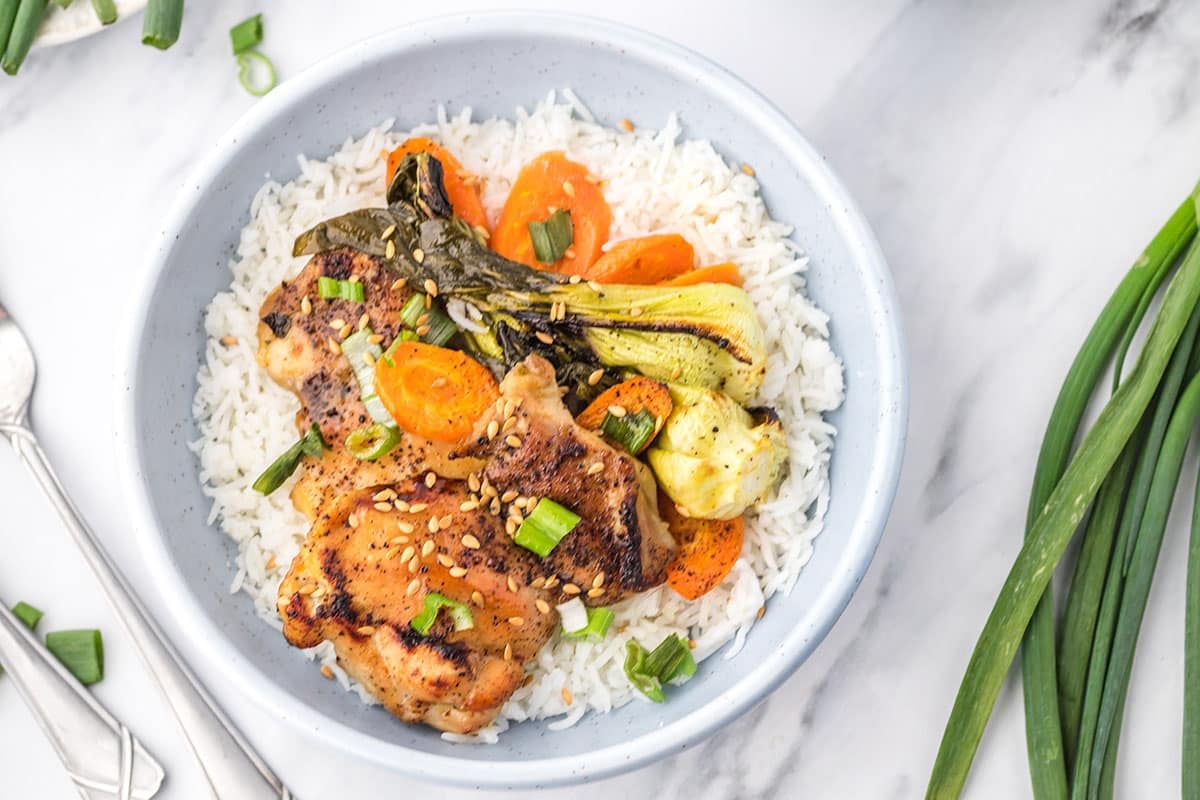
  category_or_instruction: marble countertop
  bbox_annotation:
[2,0,1197,797]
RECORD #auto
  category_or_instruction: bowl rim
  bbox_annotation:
[115,10,907,790]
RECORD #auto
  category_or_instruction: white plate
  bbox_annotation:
[33,0,146,48]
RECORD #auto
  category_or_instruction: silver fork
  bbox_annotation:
[0,299,292,799]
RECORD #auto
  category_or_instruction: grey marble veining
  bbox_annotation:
[2,1,1198,797]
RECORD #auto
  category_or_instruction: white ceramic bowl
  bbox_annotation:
[117,13,906,790]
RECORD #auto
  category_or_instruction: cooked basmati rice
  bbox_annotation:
[191,91,844,743]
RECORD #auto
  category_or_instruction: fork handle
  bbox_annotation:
[2,422,291,800]
[0,600,165,799]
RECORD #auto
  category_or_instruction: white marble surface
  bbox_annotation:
[1,0,1198,797]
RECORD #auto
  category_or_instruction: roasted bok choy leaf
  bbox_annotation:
[647,384,787,519]
[292,153,767,402]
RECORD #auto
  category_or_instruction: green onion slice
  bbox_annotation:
[398,293,458,346]
[600,408,657,454]
[528,209,574,263]
[229,13,262,55]
[141,0,182,50]
[45,629,104,686]
[340,327,396,426]
[252,423,327,495]
[560,603,615,643]
[345,423,400,461]
[236,50,277,97]
[410,592,474,635]
[317,276,364,302]
[624,634,696,702]
[90,0,117,24]
[12,601,43,631]
[514,498,580,557]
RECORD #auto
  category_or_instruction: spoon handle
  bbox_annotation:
[0,600,165,799]
[2,421,291,800]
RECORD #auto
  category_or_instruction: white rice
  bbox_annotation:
[191,92,844,742]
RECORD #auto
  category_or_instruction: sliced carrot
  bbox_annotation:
[582,234,694,285]
[575,377,672,453]
[491,151,611,276]
[385,137,490,233]
[661,262,743,287]
[374,342,499,443]
[661,497,745,600]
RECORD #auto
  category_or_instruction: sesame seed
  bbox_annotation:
[384,548,400,561]
[389,535,408,545]
[562,180,576,198]
[509,508,525,525]
[399,546,415,563]
[504,643,513,661]
[587,461,605,475]
[362,351,376,367]
[327,338,341,356]
[339,323,352,339]
[385,240,396,259]
[670,365,683,380]
[741,163,756,177]
[298,584,317,595]
[535,331,554,345]
[675,504,691,518]
[413,248,425,263]
[491,497,502,515]
[587,587,604,598]
[585,174,601,184]
[437,553,454,568]
[544,575,560,589]
[439,514,453,528]
[408,557,420,573]
[471,590,485,606]
[372,489,395,503]
[608,405,627,418]
[619,118,634,132]
[757,606,766,619]
[449,566,468,578]
[587,368,604,386]
[316,665,334,681]
[416,312,431,326]
[629,307,643,317]
[501,489,519,503]
[329,318,346,330]
[468,473,481,492]
[508,616,525,627]
[421,540,435,557]
[462,534,481,549]
[381,224,396,240]
[562,583,581,595]
[374,502,392,512]
[460,500,479,512]
[312,586,327,598]
[505,435,522,448]
[588,280,603,292]
[391,277,408,291]
[536,599,551,614]
[503,398,516,417]
[563,248,576,260]
[424,294,432,309]
[569,274,582,284]
[423,279,439,297]
[415,324,431,336]
[425,472,437,488]
[406,578,422,595]
[348,513,359,528]
[301,296,313,314]
[507,575,519,593]
[526,495,539,509]
[397,519,415,533]
[429,517,440,533]
[513,496,528,509]
[408,502,428,513]
[593,572,605,587]
[505,519,517,537]
[432,376,448,388]
[356,626,376,636]
[220,335,238,346]
[531,577,546,589]
[486,420,500,440]
[358,312,370,330]
[547,205,558,214]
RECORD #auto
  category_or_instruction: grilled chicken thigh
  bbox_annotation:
[460,356,676,604]
[278,478,557,734]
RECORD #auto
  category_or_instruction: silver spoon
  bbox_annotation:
[0,298,291,799]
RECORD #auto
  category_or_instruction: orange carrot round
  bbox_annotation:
[661,498,744,600]
[575,376,672,453]
[375,342,499,443]
[491,151,611,276]
[662,261,743,287]
[385,137,490,233]
[583,234,694,285]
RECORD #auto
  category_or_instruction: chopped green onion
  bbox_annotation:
[236,49,276,97]
[514,498,580,557]
[229,13,262,55]
[252,423,327,495]
[12,601,42,631]
[51,0,69,8]
[0,1,19,68]
[340,328,395,426]
[45,629,104,686]
[317,276,363,302]
[600,408,657,454]
[141,0,182,50]
[90,0,116,24]
[561,605,615,643]
[624,634,696,702]
[1,0,49,76]
[345,423,400,461]
[1185,456,1200,798]
[410,592,474,635]
[528,209,573,263]
[399,293,457,346]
